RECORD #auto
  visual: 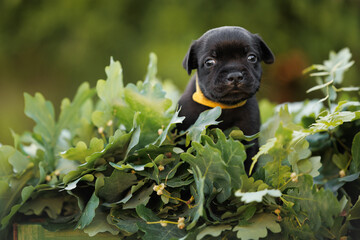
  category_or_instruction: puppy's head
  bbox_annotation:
[183,26,274,105]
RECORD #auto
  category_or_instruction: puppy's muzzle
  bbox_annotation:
[226,71,244,83]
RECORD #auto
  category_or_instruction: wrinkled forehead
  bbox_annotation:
[198,28,258,57]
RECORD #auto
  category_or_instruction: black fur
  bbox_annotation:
[178,26,274,161]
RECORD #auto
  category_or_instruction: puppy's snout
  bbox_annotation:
[226,72,244,84]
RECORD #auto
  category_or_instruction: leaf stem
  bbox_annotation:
[326,85,332,113]
[162,192,195,209]
[323,226,336,239]
[294,216,302,227]
[279,173,304,190]
[166,134,174,145]
[146,220,177,225]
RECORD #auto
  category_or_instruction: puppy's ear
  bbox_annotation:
[253,34,275,64]
[182,41,198,75]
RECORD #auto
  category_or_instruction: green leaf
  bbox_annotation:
[269,123,293,156]
[264,160,291,188]
[166,177,194,188]
[235,189,282,204]
[65,174,94,191]
[154,109,185,146]
[335,86,360,92]
[239,175,269,193]
[24,92,56,144]
[348,196,360,221]
[288,135,322,177]
[288,136,311,167]
[125,116,141,158]
[122,184,154,209]
[24,86,94,170]
[261,124,293,187]
[309,71,330,77]
[229,129,259,142]
[196,225,232,240]
[96,57,124,106]
[110,209,139,234]
[83,209,119,237]
[324,48,353,84]
[258,104,300,148]
[185,106,221,145]
[307,101,360,134]
[91,109,113,128]
[109,162,154,171]
[8,150,31,174]
[84,129,132,168]
[121,68,173,148]
[61,138,104,162]
[56,82,96,143]
[0,145,18,177]
[302,64,327,74]
[136,204,160,222]
[95,173,105,194]
[233,213,281,240]
[0,181,10,207]
[0,145,37,230]
[181,141,231,203]
[136,205,186,239]
[76,190,100,229]
[73,99,95,144]
[93,58,128,133]
[309,111,356,133]
[298,156,322,177]
[104,129,132,155]
[250,138,276,174]
[285,175,341,232]
[136,53,167,99]
[338,172,360,183]
[205,129,246,189]
[19,195,64,219]
[350,131,360,173]
[332,153,348,170]
[1,185,35,229]
[306,79,333,93]
[91,53,175,149]
[242,205,258,221]
[137,222,186,240]
[187,167,206,230]
[98,170,137,203]
[62,168,91,185]
[123,87,171,147]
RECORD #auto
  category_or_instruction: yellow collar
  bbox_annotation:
[192,73,247,109]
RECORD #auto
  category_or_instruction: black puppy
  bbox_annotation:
[178,26,274,159]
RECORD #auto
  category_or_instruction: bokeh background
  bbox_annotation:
[1,0,359,144]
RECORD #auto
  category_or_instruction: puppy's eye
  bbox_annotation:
[204,58,216,68]
[247,54,257,63]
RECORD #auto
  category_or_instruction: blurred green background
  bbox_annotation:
[1,0,359,144]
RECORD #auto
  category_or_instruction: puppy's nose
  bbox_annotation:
[226,72,244,83]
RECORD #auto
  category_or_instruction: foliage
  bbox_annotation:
[1,49,360,239]
[2,0,360,146]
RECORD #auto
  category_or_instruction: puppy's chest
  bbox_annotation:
[218,108,249,127]
[217,104,259,135]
